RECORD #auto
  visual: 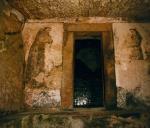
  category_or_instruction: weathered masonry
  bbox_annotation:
[22,22,117,110]
[0,0,149,112]
[21,21,150,111]
[0,0,150,128]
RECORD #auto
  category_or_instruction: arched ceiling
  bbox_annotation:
[6,0,150,21]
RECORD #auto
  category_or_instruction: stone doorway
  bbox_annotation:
[62,23,116,110]
[73,34,104,108]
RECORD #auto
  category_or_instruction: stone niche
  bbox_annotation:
[23,23,63,108]
[22,21,150,111]
[113,23,150,110]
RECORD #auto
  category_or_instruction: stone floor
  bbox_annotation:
[0,109,150,128]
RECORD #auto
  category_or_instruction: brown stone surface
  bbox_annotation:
[113,23,150,109]
[25,27,52,88]
[0,33,24,111]
[23,23,63,108]
[2,13,23,33]
[62,32,74,109]
[0,6,24,34]
[102,31,117,109]
[0,111,150,128]
[0,3,25,112]
[22,21,150,110]
[6,0,150,21]
[25,88,61,108]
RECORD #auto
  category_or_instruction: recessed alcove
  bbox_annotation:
[73,33,104,108]
[62,23,117,110]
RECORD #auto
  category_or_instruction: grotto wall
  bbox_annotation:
[113,23,150,109]
[0,1,150,128]
[0,1,25,111]
[22,20,150,110]
[0,0,150,112]
[22,22,63,108]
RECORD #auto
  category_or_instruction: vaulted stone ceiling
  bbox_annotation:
[5,0,150,21]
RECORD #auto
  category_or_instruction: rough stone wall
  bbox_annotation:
[23,21,150,109]
[6,0,150,21]
[0,112,150,128]
[0,4,25,111]
[22,23,63,108]
[113,23,150,110]
[0,0,149,115]
[22,21,150,110]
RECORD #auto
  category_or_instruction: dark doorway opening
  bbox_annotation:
[73,35,104,108]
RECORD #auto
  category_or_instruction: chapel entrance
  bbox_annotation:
[62,23,116,110]
[73,33,104,108]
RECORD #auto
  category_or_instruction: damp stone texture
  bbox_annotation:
[7,0,150,21]
[0,112,150,128]
[0,5,24,111]
[22,23,63,108]
[22,21,150,110]
[113,23,150,109]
